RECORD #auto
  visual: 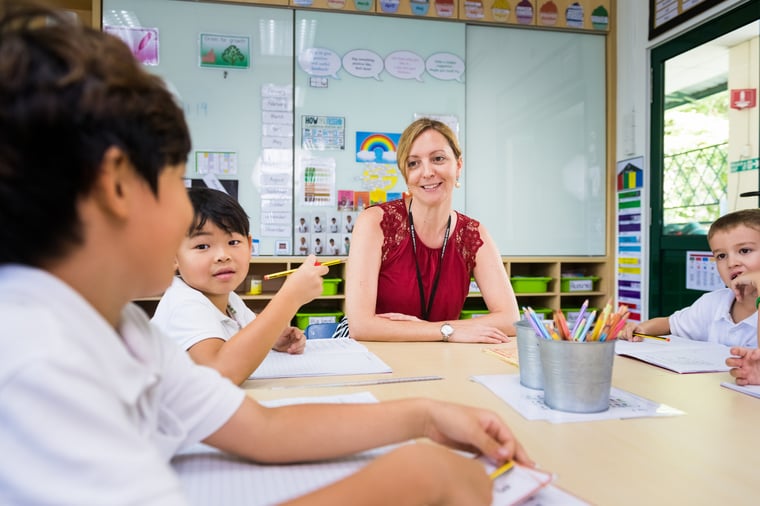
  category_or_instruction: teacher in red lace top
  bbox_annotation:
[344,118,520,342]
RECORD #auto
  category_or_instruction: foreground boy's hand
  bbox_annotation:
[283,444,495,506]
[273,326,306,354]
[422,399,533,467]
[727,347,760,386]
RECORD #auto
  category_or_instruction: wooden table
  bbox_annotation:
[244,341,760,505]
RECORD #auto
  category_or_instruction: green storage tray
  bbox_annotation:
[321,278,342,296]
[562,307,599,323]
[460,309,489,319]
[560,276,599,292]
[510,276,552,293]
[295,311,343,330]
[523,307,552,321]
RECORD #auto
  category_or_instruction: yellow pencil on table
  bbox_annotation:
[489,460,514,480]
[633,332,670,342]
[263,258,343,280]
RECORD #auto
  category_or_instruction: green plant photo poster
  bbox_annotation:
[199,33,251,69]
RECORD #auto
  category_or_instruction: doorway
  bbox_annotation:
[649,1,759,317]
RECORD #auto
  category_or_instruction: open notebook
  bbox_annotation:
[721,382,760,399]
[171,392,579,505]
[250,338,391,379]
[614,335,732,373]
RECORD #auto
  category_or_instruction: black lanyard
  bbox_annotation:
[408,199,451,321]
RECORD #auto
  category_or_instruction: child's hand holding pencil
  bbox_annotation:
[263,258,343,280]
[262,255,331,307]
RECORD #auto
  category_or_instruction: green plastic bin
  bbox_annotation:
[295,311,344,330]
[321,278,342,296]
[510,276,552,293]
[560,276,599,292]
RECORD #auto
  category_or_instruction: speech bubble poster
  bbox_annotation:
[356,132,400,164]
[298,47,342,79]
[199,33,250,69]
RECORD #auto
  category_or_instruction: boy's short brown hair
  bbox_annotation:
[707,209,760,242]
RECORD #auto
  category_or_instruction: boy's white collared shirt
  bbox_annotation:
[669,287,758,347]
[152,276,256,351]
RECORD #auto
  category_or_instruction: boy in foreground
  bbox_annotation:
[152,187,325,385]
[0,3,530,504]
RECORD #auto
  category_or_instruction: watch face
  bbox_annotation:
[442,324,454,336]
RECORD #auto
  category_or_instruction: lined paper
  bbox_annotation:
[172,392,575,505]
[250,339,392,379]
[615,335,732,373]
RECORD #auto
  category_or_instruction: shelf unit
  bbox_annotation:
[134,256,611,325]
[509,257,608,316]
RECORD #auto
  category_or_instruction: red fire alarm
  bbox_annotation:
[730,88,757,110]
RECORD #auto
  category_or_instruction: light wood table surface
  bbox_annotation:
[243,341,760,506]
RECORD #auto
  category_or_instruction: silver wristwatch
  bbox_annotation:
[440,323,454,342]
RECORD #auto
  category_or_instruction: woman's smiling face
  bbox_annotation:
[403,128,462,206]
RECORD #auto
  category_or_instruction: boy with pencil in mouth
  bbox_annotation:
[151,187,327,385]
[620,209,760,347]
[0,3,531,503]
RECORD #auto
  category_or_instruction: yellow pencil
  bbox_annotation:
[633,332,670,342]
[489,460,514,480]
[263,258,344,280]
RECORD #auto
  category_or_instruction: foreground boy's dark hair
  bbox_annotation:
[0,1,191,265]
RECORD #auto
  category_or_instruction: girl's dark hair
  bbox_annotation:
[0,2,191,265]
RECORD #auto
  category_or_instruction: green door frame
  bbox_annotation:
[649,0,760,317]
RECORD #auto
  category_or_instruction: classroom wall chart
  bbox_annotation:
[616,156,645,323]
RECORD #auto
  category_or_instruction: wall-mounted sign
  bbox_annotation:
[730,88,757,110]
[648,0,727,40]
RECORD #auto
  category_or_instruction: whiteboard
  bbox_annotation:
[465,27,607,255]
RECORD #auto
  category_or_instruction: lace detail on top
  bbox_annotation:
[454,215,483,272]
[377,199,483,270]
[379,200,410,263]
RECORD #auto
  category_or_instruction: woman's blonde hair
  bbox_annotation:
[396,118,461,181]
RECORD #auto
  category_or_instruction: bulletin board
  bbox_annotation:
[102,0,294,255]
[291,11,466,256]
[101,0,606,257]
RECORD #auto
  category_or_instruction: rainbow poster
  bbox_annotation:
[356,131,400,163]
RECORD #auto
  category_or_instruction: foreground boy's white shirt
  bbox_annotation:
[0,265,245,505]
